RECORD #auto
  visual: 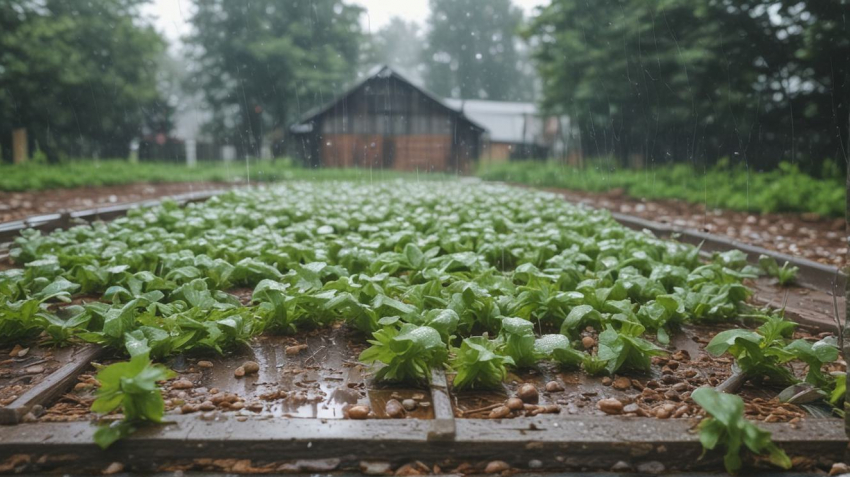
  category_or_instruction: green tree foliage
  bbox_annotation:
[422,0,532,101]
[361,17,425,84]
[526,0,850,171]
[185,0,364,159]
[0,0,168,161]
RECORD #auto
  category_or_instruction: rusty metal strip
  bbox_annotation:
[0,345,103,425]
[427,368,455,441]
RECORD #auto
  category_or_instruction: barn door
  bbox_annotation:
[383,138,395,169]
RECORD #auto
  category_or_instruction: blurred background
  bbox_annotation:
[0,0,847,261]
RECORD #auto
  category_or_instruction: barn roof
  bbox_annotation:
[443,99,546,145]
[290,65,485,133]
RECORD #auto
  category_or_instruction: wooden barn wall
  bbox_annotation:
[311,76,479,172]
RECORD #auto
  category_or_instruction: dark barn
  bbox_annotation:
[290,66,484,172]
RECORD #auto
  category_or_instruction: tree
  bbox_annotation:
[525,0,850,172]
[422,0,532,101]
[0,0,168,161]
[362,17,425,84]
[185,0,364,158]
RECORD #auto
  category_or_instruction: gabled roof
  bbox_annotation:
[443,99,546,145]
[290,65,485,133]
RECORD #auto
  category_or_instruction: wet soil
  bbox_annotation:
[0,344,87,408]
[0,182,235,224]
[543,187,847,267]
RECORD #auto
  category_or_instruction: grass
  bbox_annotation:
[477,159,845,217]
[0,159,449,192]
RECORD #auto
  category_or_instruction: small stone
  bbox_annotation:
[516,383,539,403]
[348,405,371,420]
[601,377,613,386]
[528,459,542,469]
[505,397,524,411]
[672,382,688,392]
[664,389,681,401]
[24,365,44,374]
[610,461,632,471]
[622,403,640,414]
[394,463,424,476]
[360,461,392,475]
[285,344,309,355]
[198,401,216,411]
[231,402,245,410]
[636,461,665,473]
[9,345,22,357]
[198,361,214,368]
[612,376,631,390]
[103,462,125,475]
[247,402,264,413]
[21,412,37,423]
[171,378,194,390]
[655,403,677,419]
[402,399,417,411]
[597,398,623,415]
[385,399,406,419]
[181,404,198,414]
[544,381,564,393]
[829,463,850,476]
[74,382,94,392]
[16,347,29,358]
[484,460,510,474]
[234,366,246,378]
[488,406,511,419]
[241,361,260,374]
[581,336,596,349]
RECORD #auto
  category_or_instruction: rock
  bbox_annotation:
[16,347,29,358]
[234,366,246,378]
[622,403,640,414]
[385,399,406,419]
[30,404,44,417]
[402,399,417,411]
[636,461,665,473]
[612,376,631,390]
[348,405,371,420]
[231,402,245,410]
[286,344,309,355]
[829,463,850,476]
[21,412,37,423]
[181,404,198,414]
[103,462,125,475]
[484,460,510,474]
[505,397,524,411]
[24,365,44,374]
[199,401,216,411]
[171,378,194,389]
[246,402,264,413]
[610,461,632,471]
[198,360,214,368]
[601,377,613,386]
[394,463,424,476]
[597,398,623,415]
[488,406,511,419]
[581,336,596,349]
[655,403,677,419]
[544,381,564,393]
[232,460,252,473]
[516,383,539,403]
[360,461,392,475]
[9,345,22,357]
[528,459,542,469]
[241,361,260,374]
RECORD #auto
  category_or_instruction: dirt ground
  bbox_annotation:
[547,188,846,268]
[0,182,234,223]
[0,181,845,267]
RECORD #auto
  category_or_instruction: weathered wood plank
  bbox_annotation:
[427,368,455,441]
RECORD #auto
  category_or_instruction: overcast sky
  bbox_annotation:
[145,0,549,46]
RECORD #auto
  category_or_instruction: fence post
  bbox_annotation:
[12,128,27,164]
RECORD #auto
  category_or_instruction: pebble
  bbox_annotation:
[171,378,194,390]
[610,461,632,471]
[597,398,623,415]
[528,459,542,469]
[198,361,214,368]
[829,463,850,476]
[285,344,309,355]
[241,361,260,374]
[612,376,631,390]
[181,404,198,414]
[360,461,392,475]
[581,336,596,349]
[484,460,510,474]
[103,462,125,475]
[516,383,539,403]
[488,405,511,419]
[601,377,612,386]
[544,381,564,392]
[385,399,406,419]
[402,399,417,411]
[655,403,677,419]
[636,461,665,473]
[9,345,22,357]
[198,401,216,411]
[24,365,44,374]
[348,405,371,420]
[16,347,29,358]
[505,397,524,411]
[234,366,246,378]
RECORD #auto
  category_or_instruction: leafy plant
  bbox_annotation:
[596,321,666,374]
[758,255,799,286]
[533,334,586,368]
[498,317,537,368]
[450,336,514,390]
[692,387,791,474]
[91,353,175,449]
[359,323,448,383]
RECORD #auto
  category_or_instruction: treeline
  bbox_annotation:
[526,0,850,173]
